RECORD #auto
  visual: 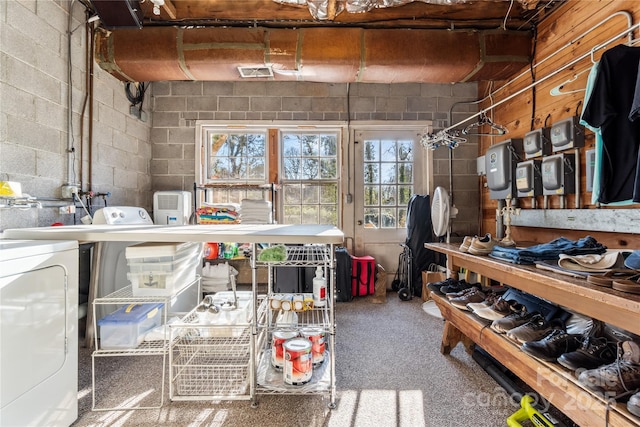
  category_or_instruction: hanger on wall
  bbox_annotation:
[549,67,591,96]
[461,113,508,136]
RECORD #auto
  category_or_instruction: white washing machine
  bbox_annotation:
[91,206,199,319]
[91,206,154,320]
[0,240,78,427]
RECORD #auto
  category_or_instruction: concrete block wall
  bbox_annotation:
[151,80,481,239]
[0,1,152,231]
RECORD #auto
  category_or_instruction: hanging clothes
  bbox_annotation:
[630,59,640,121]
[582,45,640,204]
[580,61,634,205]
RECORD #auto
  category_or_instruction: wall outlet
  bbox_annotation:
[61,185,78,199]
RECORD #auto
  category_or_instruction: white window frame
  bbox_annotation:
[196,121,346,225]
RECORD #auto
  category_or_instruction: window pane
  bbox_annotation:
[284,205,301,224]
[281,131,340,227]
[301,158,319,179]
[284,158,301,179]
[398,208,408,228]
[320,206,337,225]
[320,135,337,156]
[302,185,320,204]
[320,184,337,204]
[398,186,413,205]
[398,140,413,161]
[381,163,396,184]
[283,134,301,156]
[364,140,379,161]
[364,208,379,228]
[302,135,319,156]
[398,163,413,184]
[381,208,396,228]
[364,163,379,184]
[362,135,414,230]
[381,185,396,206]
[381,140,396,162]
[301,205,319,224]
[364,185,379,206]
[206,131,266,183]
[283,184,301,204]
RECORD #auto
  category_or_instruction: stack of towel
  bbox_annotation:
[241,199,272,224]
[197,203,240,224]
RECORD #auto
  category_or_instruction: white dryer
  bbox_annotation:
[0,240,78,427]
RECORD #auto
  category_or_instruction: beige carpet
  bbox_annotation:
[72,292,520,426]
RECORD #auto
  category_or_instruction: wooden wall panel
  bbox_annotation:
[476,0,640,247]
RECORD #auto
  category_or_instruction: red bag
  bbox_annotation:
[351,256,375,296]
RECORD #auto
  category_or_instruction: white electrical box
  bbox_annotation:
[153,191,192,225]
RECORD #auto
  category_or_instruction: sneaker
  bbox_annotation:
[465,292,501,311]
[468,233,499,256]
[521,329,583,361]
[491,308,537,334]
[426,278,459,296]
[578,341,640,396]
[459,236,475,253]
[557,336,618,371]
[446,285,480,299]
[628,391,640,418]
[469,298,519,321]
[506,314,562,344]
[449,289,486,310]
[440,280,475,295]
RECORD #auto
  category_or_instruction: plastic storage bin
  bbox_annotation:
[98,303,164,349]
[126,241,202,296]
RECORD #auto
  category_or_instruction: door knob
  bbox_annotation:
[357,220,363,225]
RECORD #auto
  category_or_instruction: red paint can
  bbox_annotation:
[271,330,298,369]
[301,327,326,366]
[284,338,312,385]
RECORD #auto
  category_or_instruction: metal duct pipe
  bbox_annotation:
[94,26,531,83]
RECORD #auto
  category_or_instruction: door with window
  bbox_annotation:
[353,129,429,271]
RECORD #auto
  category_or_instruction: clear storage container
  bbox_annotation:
[125,241,202,296]
[97,303,164,349]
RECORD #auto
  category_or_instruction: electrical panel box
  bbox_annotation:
[485,139,523,200]
[516,160,542,198]
[550,116,585,152]
[585,148,596,193]
[542,154,575,196]
[523,128,550,159]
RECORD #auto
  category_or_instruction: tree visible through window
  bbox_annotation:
[363,138,413,228]
[203,130,267,203]
[281,131,339,225]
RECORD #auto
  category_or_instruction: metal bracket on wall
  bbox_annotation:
[510,209,640,234]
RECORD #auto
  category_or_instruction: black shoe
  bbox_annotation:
[557,336,618,371]
[440,280,475,295]
[426,278,459,296]
[521,329,583,361]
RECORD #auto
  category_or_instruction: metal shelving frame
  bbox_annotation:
[91,276,201,411]
[168,296,268,401]
[251,244,337,409]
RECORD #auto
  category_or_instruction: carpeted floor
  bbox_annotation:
[72,292,521,427]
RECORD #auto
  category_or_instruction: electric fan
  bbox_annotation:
[431,186,457,242]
